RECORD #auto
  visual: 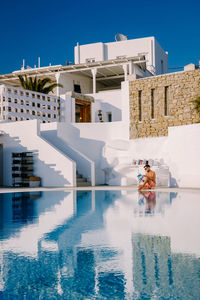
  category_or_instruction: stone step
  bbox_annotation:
[77,181,91,187]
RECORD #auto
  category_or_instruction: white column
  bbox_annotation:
[55,72,61,96]
[129,61,135,75]
[123,64,128,81]
[91,68,97,94]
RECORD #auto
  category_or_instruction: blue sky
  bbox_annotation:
[0,0,199,74]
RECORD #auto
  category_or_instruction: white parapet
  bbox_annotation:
[0,84,60,123]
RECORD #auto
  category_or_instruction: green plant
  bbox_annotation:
[18,75,63,94]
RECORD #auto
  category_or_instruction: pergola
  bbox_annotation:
[0,55,149,94]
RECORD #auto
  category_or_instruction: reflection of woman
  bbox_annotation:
[139,191,156,213]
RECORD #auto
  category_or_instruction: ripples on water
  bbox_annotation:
[0,190,200,299]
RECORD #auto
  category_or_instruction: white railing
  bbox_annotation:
[0,84,60,123]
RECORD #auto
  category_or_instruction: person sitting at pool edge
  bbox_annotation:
[138,164,156,190]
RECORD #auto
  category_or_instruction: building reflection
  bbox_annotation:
[0,190,200,299]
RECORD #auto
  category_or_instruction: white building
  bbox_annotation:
[2,35,196,189]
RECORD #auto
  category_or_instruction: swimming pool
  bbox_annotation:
[0,189,200,299]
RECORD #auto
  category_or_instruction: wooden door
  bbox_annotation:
[75,99,91,122]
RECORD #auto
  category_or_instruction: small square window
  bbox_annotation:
[20,91,24,96]
[37,103,40,108]
[32,111,35,115]
[14,99,18,104]
[32,102,35,107]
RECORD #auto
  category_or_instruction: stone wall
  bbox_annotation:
[129,69,200,139]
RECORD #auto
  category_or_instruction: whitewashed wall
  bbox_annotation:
[57,121,128,184]
[128,124,200,188]
[57,72,93,96]
[75,37,168,75]
[0,120,76,187]
[88,89,122,122]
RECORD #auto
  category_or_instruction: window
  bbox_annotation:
[21,100,24,105]
[26,101,29,106]
[53,106,56,111]
[8,107,11,112]
[42,96,45,101]
[32,102,35,107]
[74,84,81,93]
[20,91,24,96]
[26,110,30,114]
[47,105,51,110]
[21,109,24,113]
[3,97,5,101]
[14,90,18,95]
[107,112,112,122]
[138,90,142,121]
[54,114,56,118]
[151,89,155,119]
[48,114,51,118]
[15,117,18,121]
[26,92,29,97]
[47,97,50,102]
[32,94,35,98]
[37,95,40,100]
[37,103,40,108]
[86,58,95,63]
[15,108,18,113]
[8,98,11,103]
[164,86,169,116]
[3,107,5,111]
[37,111,41,116]
[32,111,35,115]
[14,99,18,104]
[161,60,164,74]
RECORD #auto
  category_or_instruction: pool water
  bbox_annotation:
[0,190,200,299]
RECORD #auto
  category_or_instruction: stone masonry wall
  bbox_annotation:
[129,69,200,139]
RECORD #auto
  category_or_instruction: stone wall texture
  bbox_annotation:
[129,69,200,139]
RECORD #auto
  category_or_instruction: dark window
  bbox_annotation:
[74,84,81,93]
[107,112,112,122]
[138,90,142,121]
[164,86,169,116]
[151,89,155,119]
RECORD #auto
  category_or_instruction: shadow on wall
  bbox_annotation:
[1,132,70,187]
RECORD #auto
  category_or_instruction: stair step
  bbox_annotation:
[77,177,87,183]
[77,181,91,187]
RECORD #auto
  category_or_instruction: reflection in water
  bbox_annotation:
[0,190,200,299]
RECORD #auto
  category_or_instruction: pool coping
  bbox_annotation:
[0,185,200,194]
